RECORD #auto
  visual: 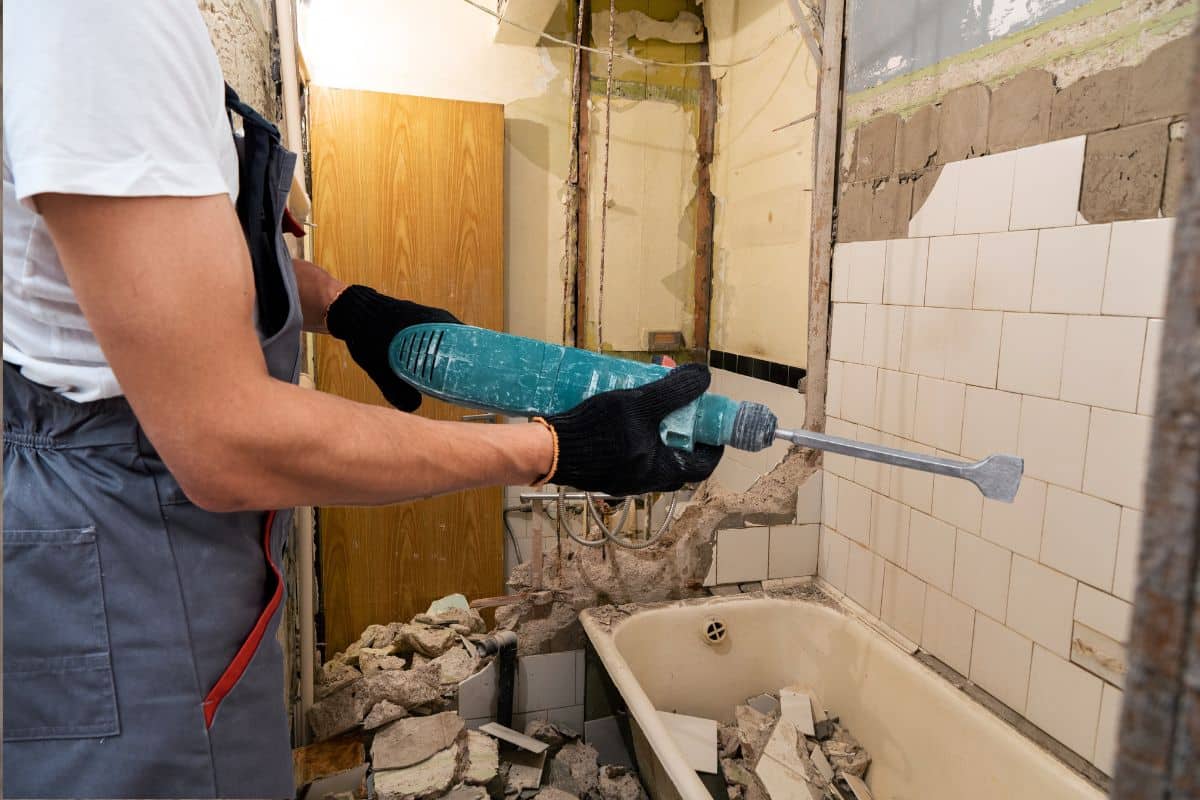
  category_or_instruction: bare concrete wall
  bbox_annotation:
[198,0,280,122]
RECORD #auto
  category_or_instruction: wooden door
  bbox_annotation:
[309,87,505,655]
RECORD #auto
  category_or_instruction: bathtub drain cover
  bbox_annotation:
[704,618,727,644]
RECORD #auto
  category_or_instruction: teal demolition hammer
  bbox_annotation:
[389,324,1023,501]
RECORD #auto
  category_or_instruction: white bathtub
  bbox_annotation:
[580,588,1103,800]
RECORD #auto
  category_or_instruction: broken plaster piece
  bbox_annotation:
[810,745,835,782]
[747,693,780,717]
[371,712,465,770]
[466,730,500,785]
[591,9,703,49]
[780,689,816,737]
[657,711,719,774]
[373,743,463,800]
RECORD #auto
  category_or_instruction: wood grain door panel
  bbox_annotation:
[309,87,504,655]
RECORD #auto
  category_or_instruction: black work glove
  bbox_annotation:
[326,284,460,412]
[546,363,724,496]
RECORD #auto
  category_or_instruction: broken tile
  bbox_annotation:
[810,745,835,782]
[504,749,548,794]
[779,689,815,736]
[658,710,719,774]
[466,730,500,785]
[747,693,781,717]
[480,722,550,754]
[843,773,874,800]
[1071,621,1127,688]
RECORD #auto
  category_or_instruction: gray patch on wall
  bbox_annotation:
[845,0,1090,92]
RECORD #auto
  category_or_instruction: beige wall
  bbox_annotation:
[198,0,279,121]
[706,0,818,367]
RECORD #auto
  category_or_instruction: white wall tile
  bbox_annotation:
[1018,397,1090,488]
[831,244,851,303]
[900,306,950,377]
[846,543,885,616]
[974,230,1038,311]
[836,479,873,546]
[821,471,839,529]
[1060,316,1146,412]
[1070,620,1127,688]
[824,418,858,479]
[1138,319,1163,415]
[1093,684,1123,775]
[881,562,926,642]
[970,614,1033,713]
[913,377,966,452]
[1083,408,1152,509]
[981,476,1047,560]
[955,151,1017,234]
[890,437,936,513]
[796,472,823,525]
[960,387,1020,460]
[1103,218,1174,317]
[769,524,819,579]
[1075,584,1133,643]
[517,651,579,712]
[862,304,905,369]
[907,510,957,592]
[883,237,930,306]
[1026,645,1103,759]
[933,474,984,533]
[944,309,1003,388]
[1112,509,1141,603]
[827,360,844,419]
[871,492,911,565]
[818,527,850,590]
[909,163,959,238]
[829,303,867,363]
[853,426,893,495]
[1042,486,1121,590]
[1031,224,1111,314]
[845,241,888,303]
[926,234,979,308]
[922,586,976,675]
[1007,555,1077,658]
[874,369,919,438]
[1010,136,1085,230]
[997,313,1067,398]
[952,531,1012,621]
[840,363,879,427]
[716,527,770,584]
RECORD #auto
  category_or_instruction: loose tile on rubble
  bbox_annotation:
[842,773,874,800]
[371,712,465,770]
[746,693,780,717]
[779,689,816,737]
[464,731,499,785]
[480,722,550,753]
[503,749,548,794]
[810,745,835,782]
[733,705,775,766]
[657,711,718,774]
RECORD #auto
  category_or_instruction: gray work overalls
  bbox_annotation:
[4,87,302,798]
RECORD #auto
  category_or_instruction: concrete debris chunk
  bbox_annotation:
[547,740,600,798]
[525,720,580,755]
[404,624,460,658]
[361,651,408,675]
[316,661,362,700]
[598,765,647,800]
[822,725,870,778]
[433,646,479,685]
[717,724,741,759]
[373,742,465,800]
[465,731,500,785]
[427,593,471,615]
[308,664,442,741]
[733,705,775,766]
[363,700,409,731]
[371,712,465,770]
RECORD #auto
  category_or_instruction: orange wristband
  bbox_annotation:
[530,417,559,488]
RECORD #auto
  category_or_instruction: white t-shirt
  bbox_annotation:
[3,1,240,402]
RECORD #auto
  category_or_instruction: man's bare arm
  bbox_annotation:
[37,192,553,512]
[291,256,344,333]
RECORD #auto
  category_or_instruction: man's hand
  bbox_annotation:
[546,364,724,495]
[325,285,460,412]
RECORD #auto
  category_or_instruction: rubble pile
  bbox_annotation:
[718,689,872,800]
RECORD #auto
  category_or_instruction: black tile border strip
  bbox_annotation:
[709,350,806,390]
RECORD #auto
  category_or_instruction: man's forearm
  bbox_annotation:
[292,257,345,333]
[179,374,554,511]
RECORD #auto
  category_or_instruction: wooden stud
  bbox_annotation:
[803,0,847,431]
[573,0,593,348]
[693,36,717,358]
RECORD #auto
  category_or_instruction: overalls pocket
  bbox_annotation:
[3,528,119,741]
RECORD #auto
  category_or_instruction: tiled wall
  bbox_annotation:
[819,134,1169,776]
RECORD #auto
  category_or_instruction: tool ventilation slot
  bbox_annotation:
[396,328,446,385]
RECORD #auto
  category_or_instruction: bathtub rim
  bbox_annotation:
[579,580,1108,800]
